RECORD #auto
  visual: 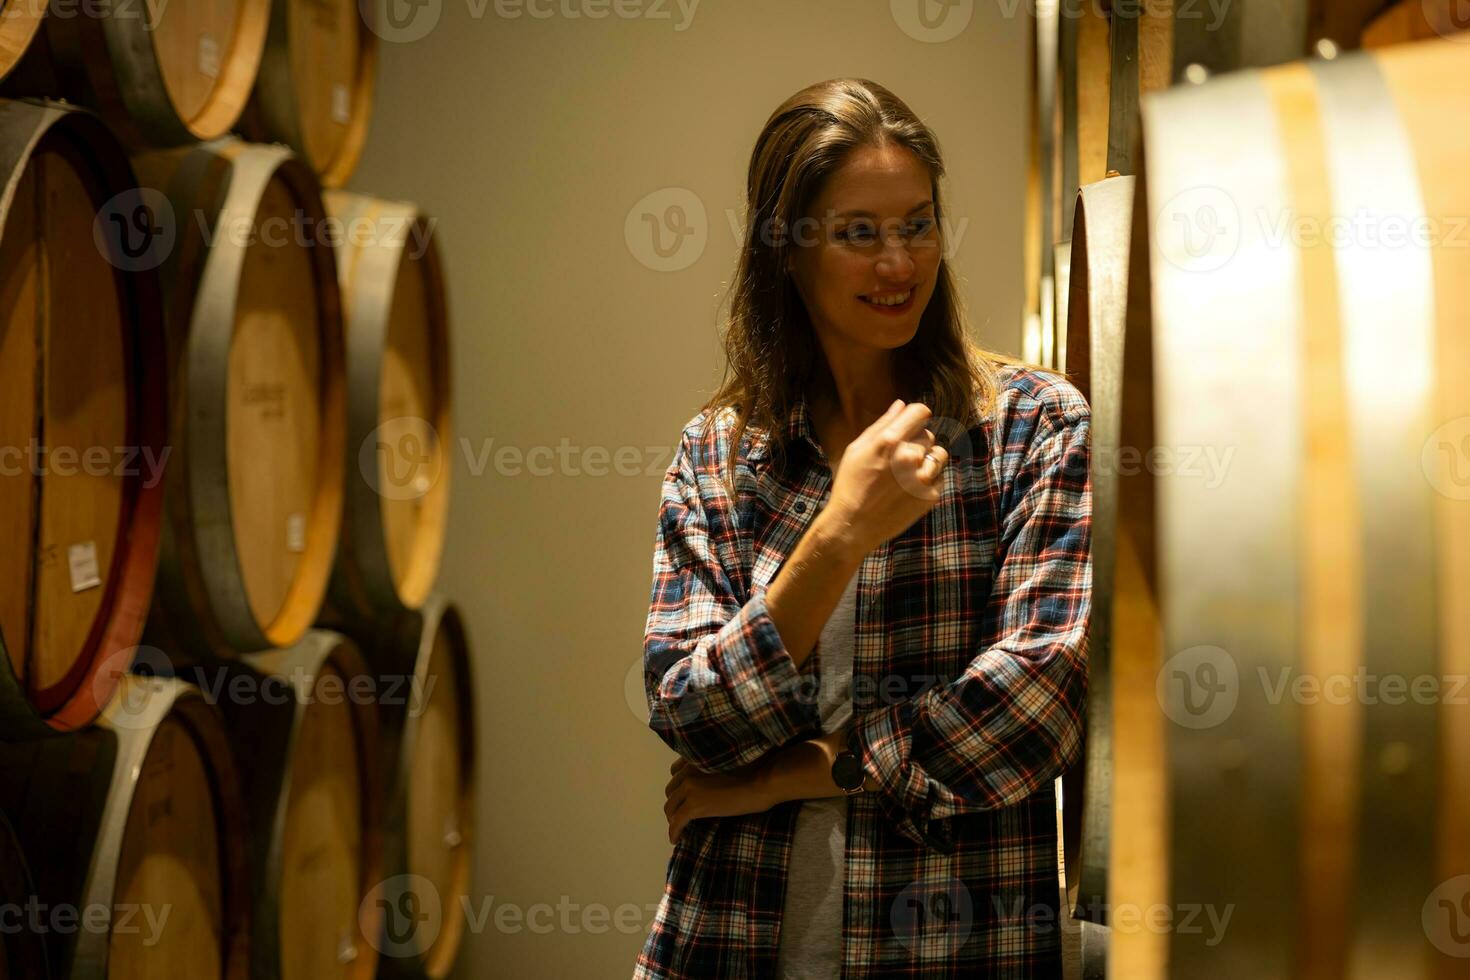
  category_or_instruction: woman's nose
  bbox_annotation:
[876,242,916,280]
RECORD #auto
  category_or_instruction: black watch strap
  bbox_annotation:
[830,723,865,795]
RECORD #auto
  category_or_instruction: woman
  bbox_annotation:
[637,78,1090,979]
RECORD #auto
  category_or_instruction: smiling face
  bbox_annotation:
[786,141,943,355]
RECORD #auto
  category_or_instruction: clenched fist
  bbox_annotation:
[817,400,949,559]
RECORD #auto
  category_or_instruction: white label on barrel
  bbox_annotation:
[68,541,101,593]
[287,513,307,553]
[198,33,220,78]
[331,83,350,124]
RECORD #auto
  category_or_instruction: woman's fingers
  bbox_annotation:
[664,784,686,821]
[902,428,936,458]
[666,758,688,793]
[886,402,933,444]
[667,793,695,845]
[919,444,949,481]
[896,435,941,469]
[876,402,929,447]
[664,757,691,842]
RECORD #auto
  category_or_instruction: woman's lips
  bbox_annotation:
[859,289,915,314]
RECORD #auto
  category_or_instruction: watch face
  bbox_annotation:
[831,751,863,791]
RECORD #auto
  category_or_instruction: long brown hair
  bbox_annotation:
[702,77,1025,494]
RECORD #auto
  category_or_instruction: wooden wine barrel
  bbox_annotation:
[0,807,49,978]
[371,595,474,980]
[243,0,378,188]
[1163,0,1449,74]
[132,138,347,656]
[1030,0,1421,368]
[0,0,47,84]
[1053,240,1072,371]
[194,631,383,980]
[1307,0,1466,48]
[1101,0,1173,177]
[0,98,167,735]
[0,676,251,977]
[1022,0,1058,367]
[319,190,451,625]
[1055,173,1138,980]
[2,0,270,147]
[1363,0,1470,46]
[1104,1,1427,173]
[1107,173,1165,980]
[1110,35,1470,980]
[1056,0,1113,240]
[1167,0,1406,78]
[1029,0,1170,364]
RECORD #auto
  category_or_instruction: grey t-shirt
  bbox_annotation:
[774,568,860,979]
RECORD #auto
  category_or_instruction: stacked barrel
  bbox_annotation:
[1024,0,1469,368]
[0,2,473,978]
[1049,1,1470,978]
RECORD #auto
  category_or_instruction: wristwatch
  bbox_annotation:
[829,724,866,796]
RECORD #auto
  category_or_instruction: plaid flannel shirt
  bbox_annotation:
[636,365,1091,978]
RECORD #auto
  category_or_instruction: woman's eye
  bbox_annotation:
[839,219,934,243]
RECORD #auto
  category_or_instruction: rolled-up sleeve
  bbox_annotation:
[644,431,820,772]
[849,407,1091,852]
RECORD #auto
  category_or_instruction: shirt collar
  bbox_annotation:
[745,385,936,466]
[743,393,808,466]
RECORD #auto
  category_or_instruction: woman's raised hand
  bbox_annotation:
[818,400,949,560]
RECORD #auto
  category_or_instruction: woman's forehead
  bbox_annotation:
[810,147,932,215]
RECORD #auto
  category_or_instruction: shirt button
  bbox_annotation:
[794,501,807,513]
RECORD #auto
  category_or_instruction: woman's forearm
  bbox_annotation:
[760,728,881,807]
[764,511,866,671]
